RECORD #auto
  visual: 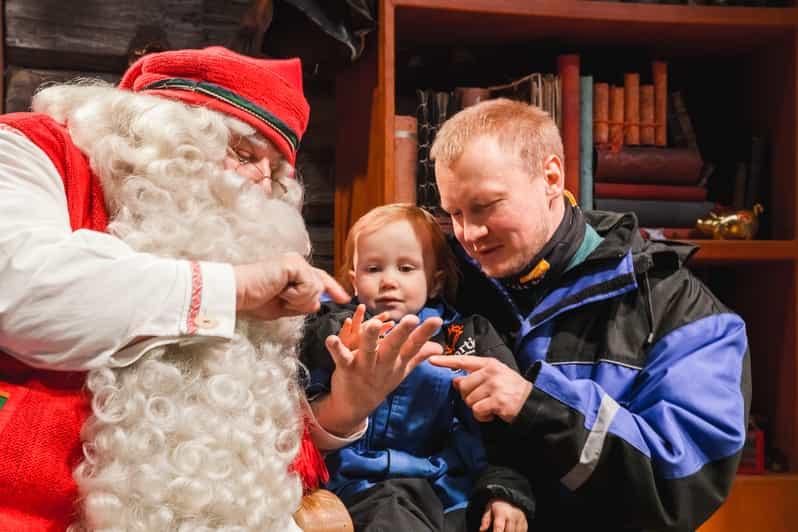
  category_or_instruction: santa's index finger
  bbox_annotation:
[318,269,349,303]
[428,354,490,372]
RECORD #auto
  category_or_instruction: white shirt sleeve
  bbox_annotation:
[0,126,237,371]
[302,396,368,452]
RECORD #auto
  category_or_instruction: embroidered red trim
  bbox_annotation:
[186,261,203,335]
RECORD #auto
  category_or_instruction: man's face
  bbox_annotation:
[350,220,435,321]
[436,135,558,279]
[223,135,288,197]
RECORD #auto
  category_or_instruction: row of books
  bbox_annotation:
[399,54,767,238]
[587,62,713,230]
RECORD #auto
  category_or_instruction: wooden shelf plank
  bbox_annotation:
[686,240,797,263]
[699,473,798,532]
[393,0,797,51]
[394,0,798,27]
[734,472,798,484]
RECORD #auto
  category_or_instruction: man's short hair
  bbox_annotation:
[430,98,564,177]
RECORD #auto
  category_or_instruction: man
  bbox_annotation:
[0,47,441,530]
[429,98,750,531]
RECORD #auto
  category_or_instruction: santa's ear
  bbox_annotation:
[348,270,357,296]
[429,270,445,299]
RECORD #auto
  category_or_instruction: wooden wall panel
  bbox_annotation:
[5,67,119,113]
[5,0,249,71]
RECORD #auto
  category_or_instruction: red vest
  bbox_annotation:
[0,114,325,531]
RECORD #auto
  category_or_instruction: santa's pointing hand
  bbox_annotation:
[234,251,350,320]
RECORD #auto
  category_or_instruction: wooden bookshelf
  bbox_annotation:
[689,239,798,263]
[700,474,798,531]
[335,1,798,529]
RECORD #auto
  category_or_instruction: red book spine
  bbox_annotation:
[394,115,418,204]
[558,54,581,202]
[640,227,705,240]
[594,146,703,185]
[595,183,707,201]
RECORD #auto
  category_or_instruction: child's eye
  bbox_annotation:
[365,265,380,273]
[399,265,416,273]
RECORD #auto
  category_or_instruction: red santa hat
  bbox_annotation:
[119,46,309,165]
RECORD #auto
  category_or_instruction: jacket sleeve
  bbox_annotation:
[471,314,519,371]
[298,303,351,399]
[511,310,750,531]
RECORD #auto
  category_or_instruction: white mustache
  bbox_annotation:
[211,169,265,208]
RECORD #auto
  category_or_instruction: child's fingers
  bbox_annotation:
[479,507,492,532]
[325,335,354,367]
[378,321,395,337]
[351,304,366,330]
[374,311,391,322]
[341,317,352,334]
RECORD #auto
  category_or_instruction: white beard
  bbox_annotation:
[71,162,311,531]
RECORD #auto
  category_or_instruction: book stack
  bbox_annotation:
[590,63,713,238]
[410,54,583,213]
[406,54,765,240]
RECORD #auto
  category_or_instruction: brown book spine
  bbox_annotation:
[394,115,418,204]
[671,91,699,152]
[653,61,668,146]
[455,87,490,109]
[594,146,703,185]
[594,82,609,145]
[640,84,655,145]
[624,73,640,145]
[609,86,625,147]
[557,54,581,202]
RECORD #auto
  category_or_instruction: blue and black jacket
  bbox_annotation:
[452,210,751,531]
[300,300,535,521]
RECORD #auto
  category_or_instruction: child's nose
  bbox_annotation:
[380,272,398,288]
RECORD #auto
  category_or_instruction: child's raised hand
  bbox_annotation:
[480,499,528,532]
[338,304,393,350]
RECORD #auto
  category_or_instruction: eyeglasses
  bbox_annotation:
[226,145,288,195]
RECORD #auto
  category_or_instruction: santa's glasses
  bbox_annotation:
[226,145,289,195]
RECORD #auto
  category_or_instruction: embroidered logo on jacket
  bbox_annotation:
[444,324,476,358]
[444,324,464,356]
[455,336,476,357]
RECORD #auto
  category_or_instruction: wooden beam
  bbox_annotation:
[4,0,249,72]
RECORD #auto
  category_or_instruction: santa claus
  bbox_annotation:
[0,47,441,531]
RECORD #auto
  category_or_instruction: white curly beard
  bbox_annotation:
[34,85,310,531]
